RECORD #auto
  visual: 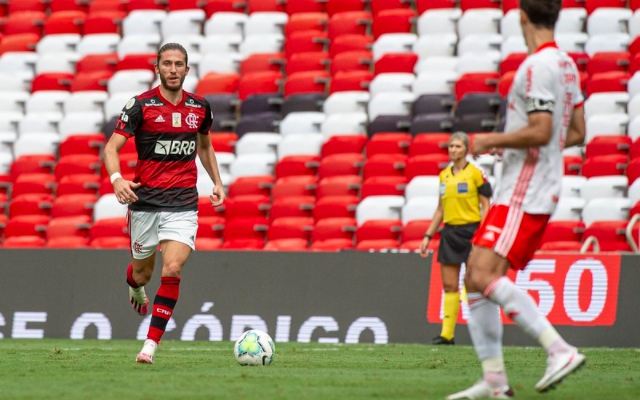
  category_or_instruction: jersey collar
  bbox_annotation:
[155,86,186,108]
[534,41,558,54]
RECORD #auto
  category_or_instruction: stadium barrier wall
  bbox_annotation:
[0,250,637,347]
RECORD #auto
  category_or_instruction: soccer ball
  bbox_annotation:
[233,329,275,366]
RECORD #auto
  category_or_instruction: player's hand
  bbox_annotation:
[419,237,430,258]
[210,184,225,207]
[471,134,495,157]
[113,179,140,205]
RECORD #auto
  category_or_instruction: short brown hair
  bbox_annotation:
[156,43,188,66]
[520,0,561,29]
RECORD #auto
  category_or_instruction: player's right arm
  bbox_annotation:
[420,196,444,258]
[564,105,586,148]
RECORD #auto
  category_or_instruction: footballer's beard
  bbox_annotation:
[160,74,185,92]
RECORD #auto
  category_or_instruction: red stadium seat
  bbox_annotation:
[370,0,413,16]
[311,217,356,242]
[310,237,354,251]
[168,0,204,11]
[8,0,48,14]
[117,53,156,72]
[541,220,586,244]
[43,10,86,35]
[221,238,265,250]
[223,194,271,219]
[59,134,105,157]
[197,196,225,217]
[498,70,516,97]
[316,175,361,198]
[228,175,274,197]
[286,52,329,75]
[400,219,432,250]
[54,155,101,181]
[363,154,407,180]
[9,194,54,218]
[366,132,411,158]
[460,0,500,10]
[11,173,56,198]
[581,154,627,178]
[321,135,367,157]
[203,0,247,16]
[360,176,407,198]
[356,219,402,243]
[371,9,415,39]
[50,194,96,219]
[284,70,329,97]
[313,195,358,221]
[4,215,49,238]
[238,71,282,101]
[83,11,124,35]
[374,53,417,75]
[585,0,626,15]
[195,73,240,96]
[4,11,46,37]
[325,0,367,16]
[76,54,119,74]
[2,236,46,248]
[285,30,329,58]
[275,155,320,179]
[568,52,590,72]
[0,193,7,215]
[499,53,527,75]
[248,0,285,12]
[586,71,630,97]
[89,217,128,241]
[31,73,74,92]
[46,236,90,248]
[318,153,364,179]
[329,70,373,93]
[50,0,90,12]
[327,11,371,41]
[285,13,328,35]
[0,33,39,54]
[585,135,631,158]
[405,153,450,179]
[563,154,583,176]
[416,0,457,13]
[329,34,373,58]
[10,155,55,181]
[99,153,136,179]
[264,238,309,251]
[223,217,269,240]
[269,195,315,220]
[502,0,519,12]
[46,215,91,240]
[626,158,640,184]
[127,0,169,11]
[70,71,113,92]
[355,238,399,250]
[197,216,225,239]
[210,132,238,153]
[267,216,314,240]
[89,0,128,13]
[56,174,101,196]
[330,50,373,75]
[538,241,584,252]
[241,53,285,75]
[587,52,630,76]
[194,237,223,250]
[409,133,451,157]
[583,220,632,251]
[271,175,317,199]
[454,72,500,101]
[90,236,130,249]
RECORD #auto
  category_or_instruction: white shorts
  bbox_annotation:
[127,210,198,259]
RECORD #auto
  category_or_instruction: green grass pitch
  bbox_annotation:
[0,339,638,400]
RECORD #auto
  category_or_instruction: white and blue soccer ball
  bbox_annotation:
[233,329,275,366]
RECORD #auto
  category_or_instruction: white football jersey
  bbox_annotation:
[495,42,583,214]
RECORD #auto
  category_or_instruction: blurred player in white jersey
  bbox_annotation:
[447,0,586,398]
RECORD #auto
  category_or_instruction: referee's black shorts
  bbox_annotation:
[437,222,480,265]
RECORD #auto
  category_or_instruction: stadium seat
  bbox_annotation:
[323,91,370,115]
[363,154,407,180]
[284,12,328,35]
[46,215,91,240]
[223,216,269,241]
[541,220,586,244]
[50,194,96,219]
[409,134,451,157]
[355,219,402,244]
[46,236,90,248]
[9,155,55,181]
[405,154,450,179]
[4,215,49,238]
[583,220,632,251]
[43,11,86,36]
[227,175,274,197]
[329,71,373,93]
[223,194,271,219]
[321,112,368,136]
[318,153,364,179]
[283,70,329,97]
[313,195,359,221]
[83,11,124,35]
[401,195,439,224]
[197,216,225,239]
[56,174,101,197]
[2,236,46,248]
[329,34,373,58]
[561,175,587,198]
[330,50,372,75]
[581,154,627,178]
[0,34,39,55]
[355,195,404,225]
[11,173,56,198]
[9,193,54,219]
[281,93,326,115]
[360,176,407,198]
[400,219,432,250]
[404,176,441,200]
[321,135,367,157]
[267,216,314,241]
[582,197,631,226]
[327,11,371,41]
[89,236,130,249]
[374,53,417,75]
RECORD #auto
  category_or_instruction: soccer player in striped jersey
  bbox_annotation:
[103,43,225,364]
[447,0,587,398]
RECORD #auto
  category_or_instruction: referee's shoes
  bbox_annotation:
[432,335,455,345]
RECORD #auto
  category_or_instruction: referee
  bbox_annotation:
[419,132,492,345]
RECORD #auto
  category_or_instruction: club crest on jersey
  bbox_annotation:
[172,113,181,127]
[186,112,199,129]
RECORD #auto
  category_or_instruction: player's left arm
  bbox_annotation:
[564,105,586,148]
[196,103,225,206]
[475,168,492,220]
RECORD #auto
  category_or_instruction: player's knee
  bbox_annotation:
[442,280,459,293]
[162,261,183,277]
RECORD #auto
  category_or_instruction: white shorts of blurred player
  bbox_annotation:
[127,210,198,259]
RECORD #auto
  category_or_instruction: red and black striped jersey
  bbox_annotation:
[113,86,213,212]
